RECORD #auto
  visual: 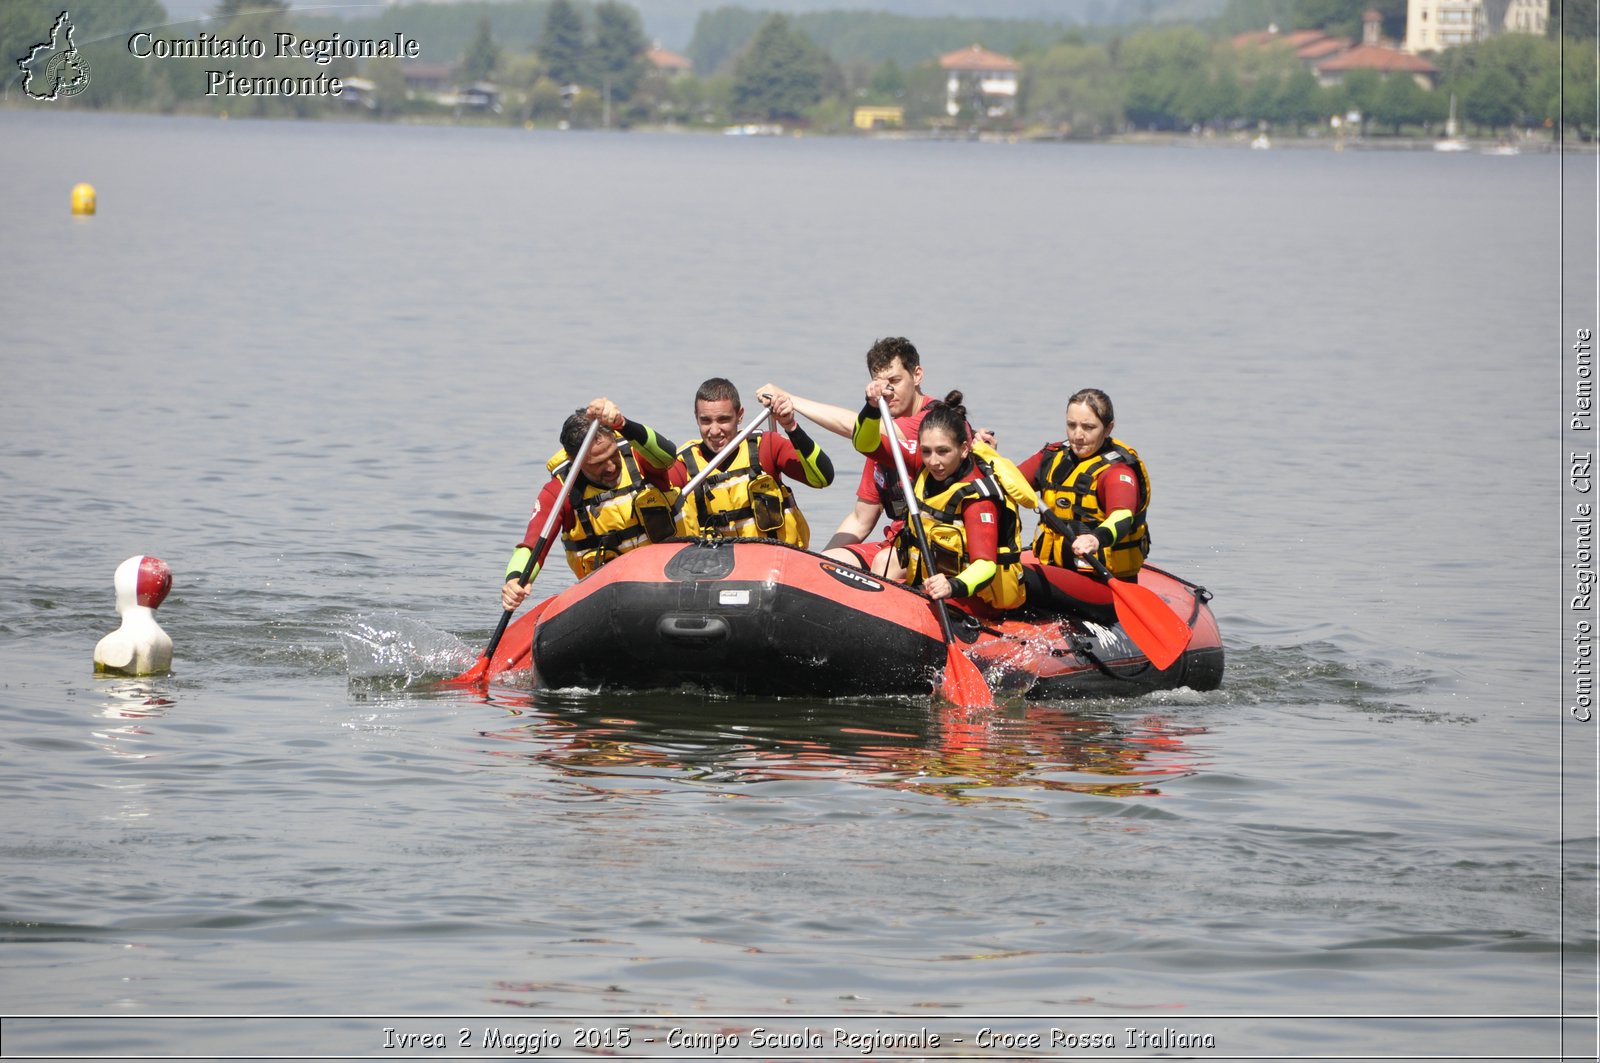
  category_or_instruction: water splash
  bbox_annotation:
[337,612,477,683]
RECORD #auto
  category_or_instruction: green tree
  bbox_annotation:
[1335,67,1381,131]
[900,61,950,125]
[1119,25,1214,129]
[1293,0,1404,39]
[568,84,603,126]
[1479,33,1560,127]
[590,0,647,102]
[701,70,736,123]
[540,0,586,87]
[1023,39,1122,134]
[688,8,764,77]
[459,16,500,83]
[728,14,841,122]
[0,0,57,84]
[525,76,566,121]
[1277,68,1327,131]
[1549,43,1598,137]
[1552,0,1600,38]
[1371,72,1430,133]
[1438,33,1562,130]
[631,63,701,125]
[1216,0,1299,34]
[1190,68,1244,126]
[365,56,408,116]
[495,50,547,95]
[213,0,287,19]
[1242,71,1285,123]
[867,58,907,103]
[1462,64,1518,131]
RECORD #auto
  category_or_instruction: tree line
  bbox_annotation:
[3,0,1593,139]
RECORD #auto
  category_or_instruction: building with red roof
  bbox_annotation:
[1232,24,1353,69]
[938,44,1021,119]
[647,45,692,77]
[1315,10,1438,88]
[1236,11,1438,88]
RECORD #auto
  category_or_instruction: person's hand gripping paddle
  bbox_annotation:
[878,396,994,709]
[447,416,604,686]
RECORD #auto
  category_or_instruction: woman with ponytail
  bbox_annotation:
[886,391,1027,614]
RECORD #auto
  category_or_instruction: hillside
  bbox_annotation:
[157,0,1226,51]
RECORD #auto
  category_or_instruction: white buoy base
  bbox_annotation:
[95,606,173,676]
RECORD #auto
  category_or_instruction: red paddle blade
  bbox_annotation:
[442,655,491,687]
[1108,580,1192,671]
[938,644,995,709]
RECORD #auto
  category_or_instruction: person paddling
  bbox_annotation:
[669,378,833,548]
[499,396,678,614]
[759,337,943,573]
[870,392,1027,615]
[1015,388,1152,623]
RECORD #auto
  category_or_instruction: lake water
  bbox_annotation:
[0,109,1595,1060]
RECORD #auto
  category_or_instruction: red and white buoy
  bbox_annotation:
[94,556,173,676]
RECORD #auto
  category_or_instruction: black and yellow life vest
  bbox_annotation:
[867,415,1035,520]
[544,442,677,578]
[1031,438,1151,579]
[901,460,1026,611]
[673,435,810,548]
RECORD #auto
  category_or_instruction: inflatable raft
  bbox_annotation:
[483,539,1223,700]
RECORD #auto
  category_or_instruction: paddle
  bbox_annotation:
[448,416,605,685]
[876,396,995,709]
[1079,552,1192,671]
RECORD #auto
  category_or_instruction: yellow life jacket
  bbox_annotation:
[544,441,677,578]
[972,438,1038,511]
[902,460,1026,611]
[870,430,1035,520]
[674,435,810,549]
[1031,438,1151,579]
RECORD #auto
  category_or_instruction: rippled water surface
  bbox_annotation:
[0,110,1594,1059]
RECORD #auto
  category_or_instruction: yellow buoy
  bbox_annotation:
[71,182,96,215]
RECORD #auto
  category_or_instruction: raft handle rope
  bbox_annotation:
[1058,629,1154,683]
[1142,562,1212,602]
[1138,565,1212,627]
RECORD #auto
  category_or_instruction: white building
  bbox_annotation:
[1405,0,1549,52]
[938,44,1020,119]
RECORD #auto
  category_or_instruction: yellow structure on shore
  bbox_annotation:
[852,105,903,130]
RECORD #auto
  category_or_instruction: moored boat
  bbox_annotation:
[484,539,1222,700]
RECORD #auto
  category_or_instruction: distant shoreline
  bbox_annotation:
[3,104,1588,152]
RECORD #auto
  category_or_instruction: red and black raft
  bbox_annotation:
[483,539,1223,700]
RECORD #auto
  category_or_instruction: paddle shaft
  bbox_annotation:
[1079,551,1119,582]
[876,397,961,646]
[479,416,605,663]
[673,407,778,512]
